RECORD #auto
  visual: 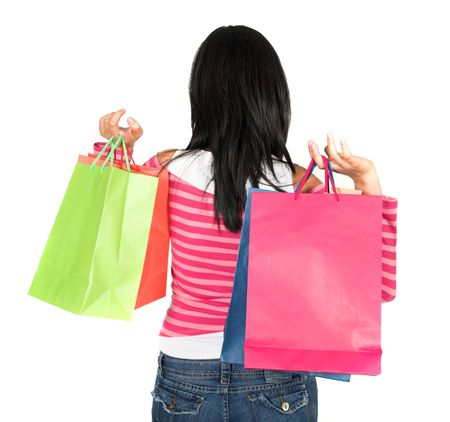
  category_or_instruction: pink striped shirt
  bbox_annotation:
[92,143,398,341]
[143,152,243,337]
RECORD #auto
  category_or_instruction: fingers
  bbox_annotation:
[99,108,144,147]
[99,111,114,140]
[324,132,346,172]
[308,140,324,168]
[99,109,125,140]
[108,108,127,140]
[309,133,363,179]
[324,132,346,168]
[339,138,352,160]
[309,132,354,174]
[127,116,143,139]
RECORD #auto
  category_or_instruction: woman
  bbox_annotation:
[94,25,385,422]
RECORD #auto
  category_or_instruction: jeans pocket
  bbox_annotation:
[151,382,204,419]
[247,380,309,420]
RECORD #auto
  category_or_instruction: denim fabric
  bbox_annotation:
[151,352,318,422]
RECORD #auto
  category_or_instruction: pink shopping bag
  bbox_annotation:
[244,155,386,375]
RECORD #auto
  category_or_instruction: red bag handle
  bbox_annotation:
[294,155,340,202]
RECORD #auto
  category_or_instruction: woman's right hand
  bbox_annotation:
[99,108,143,149]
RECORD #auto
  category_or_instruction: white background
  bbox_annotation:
[1,1,449,421]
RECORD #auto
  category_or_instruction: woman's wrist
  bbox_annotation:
[352,167,382,195]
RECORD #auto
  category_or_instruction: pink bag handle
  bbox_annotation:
[294,155,340,202]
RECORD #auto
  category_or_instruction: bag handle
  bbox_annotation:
[89,134,131,174]
[294,155,340,202]
[103,134,131,173]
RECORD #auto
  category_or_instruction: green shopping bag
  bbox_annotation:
[28,135,159,320]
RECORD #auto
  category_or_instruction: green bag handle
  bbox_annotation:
[89,136,114,172]
[89,134,131,174]
[102,134,131,173]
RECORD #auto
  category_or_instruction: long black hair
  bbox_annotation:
[156,25,296,233]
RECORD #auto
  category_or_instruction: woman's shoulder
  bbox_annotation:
[156,149,179,166]
[292,163,323,193]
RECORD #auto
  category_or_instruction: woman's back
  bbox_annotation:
[145,149,296,358]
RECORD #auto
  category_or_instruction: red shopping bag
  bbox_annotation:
[244,155,387,375]
[79,147,170,309]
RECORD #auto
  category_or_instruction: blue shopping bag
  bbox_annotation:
[220,185,351,382]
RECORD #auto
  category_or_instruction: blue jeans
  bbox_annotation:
[151,352,318,421]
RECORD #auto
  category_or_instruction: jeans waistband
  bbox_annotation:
[157,351,307,385]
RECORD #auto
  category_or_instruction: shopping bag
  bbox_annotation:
[244,155,385,375]
[81,147,170,309]
[28,135,167,320]
[221,159,351,381]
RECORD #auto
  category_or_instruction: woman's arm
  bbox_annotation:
[352,167,382,195]
[292,163,323,193]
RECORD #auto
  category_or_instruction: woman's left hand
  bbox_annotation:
[308,132,375,181]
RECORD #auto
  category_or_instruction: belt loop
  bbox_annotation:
[157,352,163,377]
[264,369,293,384]
[220,362,231,385]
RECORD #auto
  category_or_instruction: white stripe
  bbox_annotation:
[382,256,396,266]
[382,285,396,296]
[164,315,225,331]
[382,232,397,239]
[169,187,215,204]
[173,246,238,267]
[382,244,397,253]
[174,296,230,312]
[171,236,240,255]
[172,266,235,287]
[170,225,241,244]
[382,218,397,226]
[171,285,231,303]
[172,254,235,276]
[170,213,232,231]
[381,270,396,281]
[160,325,186,337]
[170,201,216,217]
[170,303,228,318]
[172,280,232,299]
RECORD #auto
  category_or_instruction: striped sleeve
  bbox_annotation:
[310,182,398,302]
[143,153,162,168]
[381,195,397,302]
[309,182,326,194]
